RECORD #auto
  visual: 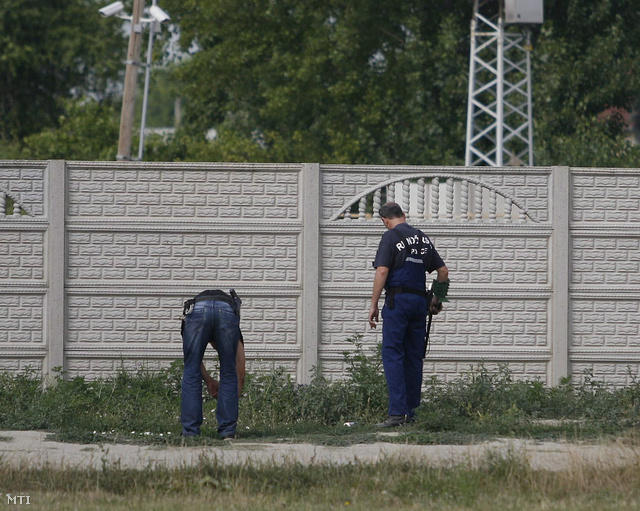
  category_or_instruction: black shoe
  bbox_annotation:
[375,415,409,428]
[221,433,238,441]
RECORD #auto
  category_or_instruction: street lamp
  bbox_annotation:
[99,0,170,161]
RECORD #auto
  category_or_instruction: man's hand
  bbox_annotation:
[368,304,379,329]
[205,377,220,398]
[369,266,388,329]
[429,296,443,316]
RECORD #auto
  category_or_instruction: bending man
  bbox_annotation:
[181,289,242,439]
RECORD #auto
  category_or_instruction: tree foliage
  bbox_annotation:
[3,0,640,165]
[13,99,121,161]
[0,0,125,140]
[156,0,640,166]
[533,0,640,166]
[161,0,472,164]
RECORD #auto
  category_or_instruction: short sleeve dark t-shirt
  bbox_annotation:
[373,223,445,289]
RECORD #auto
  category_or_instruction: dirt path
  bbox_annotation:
[1,431,638,471]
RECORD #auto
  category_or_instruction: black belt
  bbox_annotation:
[385,286,428,309]
[194,290,234,305]
[181,290,244,341]
[183,290,236,316]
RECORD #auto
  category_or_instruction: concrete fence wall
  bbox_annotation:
[1,160,638,386]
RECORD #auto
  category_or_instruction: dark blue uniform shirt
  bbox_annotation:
[372,222,444,291]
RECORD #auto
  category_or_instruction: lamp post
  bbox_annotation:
[137,1,157,161]
[99,1,170,161]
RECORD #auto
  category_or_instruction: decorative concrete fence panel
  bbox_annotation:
[1,160,638,386]
[0,161,48,372]
[317,166,556,383]
[569,168,640,385]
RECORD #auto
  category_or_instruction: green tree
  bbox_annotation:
[5,0,640,166]
[134,67,180,128]
[532,0,640,166]
[160,0,640,166]
[161,0,472,164]
[15,98,120,160]
[0,0,125,141]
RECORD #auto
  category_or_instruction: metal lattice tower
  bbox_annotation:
[465,0,538,166]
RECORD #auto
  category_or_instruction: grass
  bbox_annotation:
[0,335,639,446]
[2,338,640,510]
[1,452,639,510]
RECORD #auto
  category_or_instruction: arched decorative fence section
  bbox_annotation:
[329,174,534,223]
[0,190,30,217]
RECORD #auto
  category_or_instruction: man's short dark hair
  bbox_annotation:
[379,202,404,219]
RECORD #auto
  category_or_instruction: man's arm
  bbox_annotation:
[435,265,449,282]
[368,266,389,329]
[201,342,247,397]
[429,264,450,315]
[236,342,246,394]
[201,362,219,397]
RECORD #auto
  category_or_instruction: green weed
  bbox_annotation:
[240,336,386,428]
[416,363,640,439]
[1,338,639,444]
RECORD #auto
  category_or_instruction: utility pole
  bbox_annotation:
[117,0,145,160]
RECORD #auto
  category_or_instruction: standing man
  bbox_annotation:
[181,289,242,439]
[368,202,449,427]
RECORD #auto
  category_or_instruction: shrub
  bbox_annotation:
[1,345,639,442]
[239,335,387,427]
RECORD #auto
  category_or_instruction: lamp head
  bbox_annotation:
[98,1,125,17]
[149,5,170,23]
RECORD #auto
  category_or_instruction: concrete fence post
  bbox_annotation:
[45,160,66,376]
[551,166,570,384]
[300,163,320,383]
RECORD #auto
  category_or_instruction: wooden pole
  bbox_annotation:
[117,0,145,160]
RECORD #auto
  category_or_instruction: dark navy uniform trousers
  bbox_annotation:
[381,292,428,417]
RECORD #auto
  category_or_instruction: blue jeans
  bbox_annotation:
[381,293,427,417]
[181,299,239,437]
